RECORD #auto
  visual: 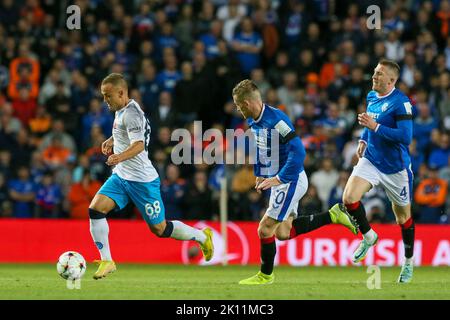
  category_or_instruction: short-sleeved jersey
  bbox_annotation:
[363,88,413,174]
[247,104,305,181]
[112,99,159,182]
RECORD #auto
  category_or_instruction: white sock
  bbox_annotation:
[170,221,207,243]
[405,257,414,264]
[363,229,377,243]
[90,218,112,261]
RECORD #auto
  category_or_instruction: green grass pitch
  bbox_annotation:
[0,264,449,300]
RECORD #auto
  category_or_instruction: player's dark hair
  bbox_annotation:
[378,59,400,79]
[102,73,128,91]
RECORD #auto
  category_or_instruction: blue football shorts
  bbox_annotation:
[98,174,165,225]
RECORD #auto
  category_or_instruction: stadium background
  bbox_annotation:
[0,0,449,266]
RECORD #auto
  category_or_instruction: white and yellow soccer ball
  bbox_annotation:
[56,251,87,280]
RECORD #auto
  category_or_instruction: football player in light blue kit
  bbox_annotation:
[343,59,415,283]
[233,80,358,285]
[89,73,213,279]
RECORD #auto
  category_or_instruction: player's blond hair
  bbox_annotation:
[232,79,261,103]
[101,73,128,91]
[379,59,400,81]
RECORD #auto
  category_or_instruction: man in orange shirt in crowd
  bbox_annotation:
[41,135,72,169]
[414,165,448,223]
[68,171,101,219]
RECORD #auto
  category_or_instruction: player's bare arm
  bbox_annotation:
[106,140,144,166]
[101,136,114,155]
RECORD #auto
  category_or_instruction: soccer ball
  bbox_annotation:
[56,251,87,280]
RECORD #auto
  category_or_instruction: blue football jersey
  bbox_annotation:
[247,104,305,182]
[361,88,413,174]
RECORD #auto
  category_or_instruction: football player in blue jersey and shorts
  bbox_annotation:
[232,80,359,285]
[88,73,214,279]
[343,59,415,283]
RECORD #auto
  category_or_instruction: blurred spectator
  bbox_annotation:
[182,170,214,220]
[155,53,181,93]
[10,127,35,169]
[39,119,77,154]
[328,170,350,208]
[12,87,37,126]
[277,71,298,121]
[267,51,290,88]
[152,148,169,181]
[81,98,113,145]
[68,171,101,219]
[250,68,270,100]
[413,102,438,154]
[28,105,52,140]
[321,102,347,150]
[0,172,10,215]
[429,131,450,169]
[217,0,247,21]
[161,164,186,220]
[154,22,179,61]
[195,0,215,37]
[231,163,255,194]
[41,135,72,169]
[35,171,62,218]
[7,166,36,218]
[46,80,72,123]
[299,185,322,214]
[310,158,339,211]
[72,154,91,183]
[174,4,195,60]
[151,91,176,133]
[410,138,425,176]
[70,75,94,115]
[199,19,222,60]
[414,165,448,223]
[137,61,159,114]
[154,126,175,158]
[173,61,198,126]
[231,17,263,77]
[361,185,389,223]
[0,150,12,179]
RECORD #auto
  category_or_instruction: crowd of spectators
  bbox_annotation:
[0,0,449,223]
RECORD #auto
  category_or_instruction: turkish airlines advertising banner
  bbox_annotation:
[0,219,449,266]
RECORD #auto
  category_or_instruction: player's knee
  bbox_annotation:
[88,206,109,215]
[342,189,360,205]
[395,214,410,225]
[257,225,272,239]
[275,230,290,241]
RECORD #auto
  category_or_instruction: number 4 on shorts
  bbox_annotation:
[400,186,407,199]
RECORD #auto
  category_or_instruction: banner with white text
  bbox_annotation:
[0,219,448,266]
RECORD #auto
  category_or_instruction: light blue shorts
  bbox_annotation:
[98,174,165,225]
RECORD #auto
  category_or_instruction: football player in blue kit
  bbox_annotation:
[232,80,358,285]
[343,59,415,283]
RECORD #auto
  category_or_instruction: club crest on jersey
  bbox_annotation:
[381,103,389,112]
